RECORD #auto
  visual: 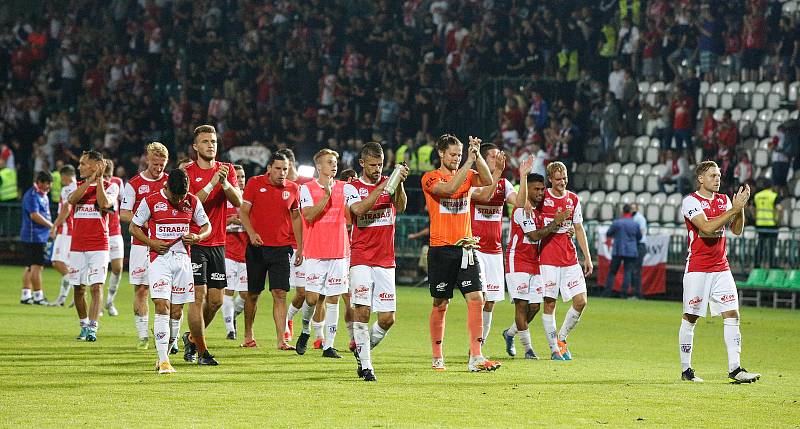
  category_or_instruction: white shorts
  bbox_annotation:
[349,265,396,312]
[149,252,194,305]
[109,235,124,260]
[683,270,739,317]
[129,244,149,286]
[476,251,505,302]
[305,258,348,296]
[540,264,587,302]
[68,251,109,286]
[289,248,306,289]
[225,258,248,292]
[505,272,544,303]
[52,235,72,264]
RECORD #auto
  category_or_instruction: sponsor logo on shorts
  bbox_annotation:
[534,286,543,294]
[137,184,151,195]
[486,283,501,292]
[516,284,528,294]
[306,273,320,284]
[153,279,168,290]
[435,282,447,292]
[191,263,202,273]
[132,266,146,276]
[154,202,168,212]
[680,344,692,353]
[239,275,247,283]
[688,296,703,306]
[567,280,579,289]
[720,294,736,304]
[172,285,185,294]
[69,267,79,275]
[461,280,472,288]
[295,271,305,279]
[328,277,343,286]
[544,281,557,291]
[210,272,225,281]
[354,286,369,298]
[378,292,394,301]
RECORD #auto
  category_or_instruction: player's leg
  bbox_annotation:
[369,267,396,350]
[222,258,238,339]
[679,272,707,382]
[476,251,504,349]
[350,265,375,379]
[266,246,293,350]
[204,286,224,327]
[87,282,103,341]
[296,259,323,354]
[201,246,227,328]
[285,249,305,341]
[51,236,72,305]
[186,246,209,362]
[312,298,326,349]
[710,271,760,383]
[242,245,267,347]
[427,247,456,370]
[152,297,172,371]
[21,265,33,304]
[130,245,151,349]
[539,265,562,359]
[321,259,347,358]
[28,243,47,304]
[458,253,499,372]
[70,252,90,339]
[344,292,355,352]
[84,251,108,341]
[503,273,528,356]
[105,235,124,316]
[555,265,587,360]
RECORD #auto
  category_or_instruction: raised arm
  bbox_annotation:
[301,184,332,223]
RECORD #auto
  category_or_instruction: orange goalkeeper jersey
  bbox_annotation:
[422,168,478,247]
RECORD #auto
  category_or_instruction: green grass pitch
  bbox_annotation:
[1,267,798,428]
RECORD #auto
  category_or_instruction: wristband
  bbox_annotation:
[202,183,214,194]
[221,180,231,190]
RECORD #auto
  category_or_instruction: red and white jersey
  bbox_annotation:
[57,183,74,236]
[132,190,209,262]
[121,172,169,245]
[343,177,397,268]
[505,207,541,275]
[225,202,247,263]
[681,192,732,273]
[471,178,514,254]
[66,179,119,252]
[538,189,583,267]
[107,176,124,236]
[299,179,350,259]
[186,160,238,247]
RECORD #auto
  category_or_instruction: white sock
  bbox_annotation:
[542,313,559,353]
[154,314,169,363]
[506,322,518,337]
[370,322,387,349]
[106,272,121,304]
[33,290,44,301]
[346,321,354,342]
[354,321,372,370]
[312,320,325,340]
[323,303,339,350]
[135,315,149,340]
[679,319,696,372]
[222,294,235,333]
[519,329,533,353]
[80,317,89,328]
[59,276,71,299]
[21,288,32,300]
[233,295,245,317]
[89,319,98,333]
[301,302,314,334]
[723,318,742,373]
[557,307,582,342]
[482,310,493,342]
[170,316,181,347]
[287,303,301,332]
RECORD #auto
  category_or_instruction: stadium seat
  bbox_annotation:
[578,190,591,203]
[791,211,800,228]
[591,163,606,174]
[769,121,781,138]
[633,136,650,148]
[599,203,614,221]
[572,173,586,190]
[730,109,742,122]
[792,110,800,120]
[710,81,725,94]
[576,163,592,175]
[585,172,601,189]
[605,191,621,205]
[584,145,600,162]
[635,192,652,205]
[704,93,719,108]
[759,108,774,122]
[756,81,772,95]
[725,81,740,94]
[620,163,636,176]
[646,205,660,222]
[758,137,772,150]
[784,270,800,289]
[649,137,661,148]
[720,93,734,109]
[651,193,667,206]
[713,108,725,122]
[784,0,798,15]
[616,175,630,192]
[631,175,645,192]
[638,81,650,94]
[755,120,768,138]
[645,147,659,164]
[650,81,665,93]
[636,164,652,176]
[789,81,800,102]
[605,162,621,175]
[651,165,667,177]
[629,147,644,163]
[583,202,598,219]
[754,149,769,167]
[700,81,710,95]
[773,109,790,122]
[646,175,660,193]
[620,192,636,204]
[590,191,606,204]
[741,108,758,123]
[604,174,616,191]
[771,82,786,98]
[661,205,676,224]
[767,93,782,110]
[751,93,765,110]
[737,268,768,288]
[764,270,787,288]
[793,180,800,197]
[666,193,682,206]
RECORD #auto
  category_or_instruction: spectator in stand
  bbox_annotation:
[734,153,754,188]
[641,19,661,81]
[714,111,739,152]
[742,10,767,81]
[670,86,695,156]
[600,92,620,158]
[556,115,577,169]
[608,60,625,101]
[699,108,717,160]
[696,5,723,80]
[528,89,549,130]
[659,149,691,195]
[616,18,640,74]
[769,125,792,191]
[723,15,743,80]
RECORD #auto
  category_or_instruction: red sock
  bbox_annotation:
[430,306,447,358]
[467,300,484,357]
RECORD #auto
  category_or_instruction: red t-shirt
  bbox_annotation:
[681,192,732,273]
[121,172,169,245]
[185,161,238,247]
[225,202,247,263]
[132,190,209,262]
[471,178,514,254]
[671,96,694,131]
[66,179,117,252]
[538,189,583,267]
[241,175,299,247]
[108,176,124,236]
[505,207,541,275]
[343,177,397,268]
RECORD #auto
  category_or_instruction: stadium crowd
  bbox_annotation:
[0,0,798,212]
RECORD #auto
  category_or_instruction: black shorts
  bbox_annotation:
[246,244,292,293]
[427,246,483,299]
[21,242,46,267]
[191,245,227,289]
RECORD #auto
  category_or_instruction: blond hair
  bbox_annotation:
[193,124,216,137]
[145,142,169,159]
[695,160,718,178]
[313,148,339,164]
[546,161,568,178]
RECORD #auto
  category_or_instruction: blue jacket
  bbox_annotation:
[20,185,52,243]
[607,217,642,258]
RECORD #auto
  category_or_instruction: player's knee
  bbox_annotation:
[325,295,339,304]
[432,300,449,311]
[683,313,699,324]
[483,301,494,312]
[170,305,183,320]
[378,313,395,329]
[529,303,541,313]
[722,310,740,320]
[271,289,287,301]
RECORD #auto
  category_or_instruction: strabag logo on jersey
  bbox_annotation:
[439,197,469,214]
[137,184,150,195]
[74,204,102,219]
[474,205,502,222]
[356,208,394,228]
[154,202,168,212]
[155,223,189,240]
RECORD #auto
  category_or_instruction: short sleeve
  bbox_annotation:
[572,199,583,224]
[681,196,704,220]
[514,208,537,233]
[132,199,151,226]
[242,180,255,206]
[725,195,733,211]
[502,179,514,201]
[22,192,37,214]
[120,182,136,210]
[105,181,120,204]
[421,172,439,194]
[343,183,360,207]
[226,163,238,188]
[64,182,78,202]
[193,200,210,226]
[299,185,313,209]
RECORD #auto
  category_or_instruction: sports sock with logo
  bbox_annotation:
[107,272,121,304]
[354,321,372,370]
[557,307,581,342]
[88,319,98,333]
[80,317,89,328]
[541,313,559,353]
[233,295,245,318]
[430,306,447,358]
[33,290,44,301]
[301,302,313,334]
[58,276,71,299]
[519,329,533,353]
[679,319,696,371]
[370,322,387,349]
[312,320,325,341]
[221,294,235,333]
[323,303,339,350]
[287,303,301,333]
[154,314,169,363]
[21,288,32,301]
[723,318,741,373]
[466,300,483,357]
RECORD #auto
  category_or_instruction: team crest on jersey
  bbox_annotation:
[260,188,266,192]
[172,209,178,215]
[195,177,203,182]
[138,184,150,194]
[359,188,369,196]
[154,202,168,212]
[283,191,290,200]
[700,200,710,209]
[543,198,554,207]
